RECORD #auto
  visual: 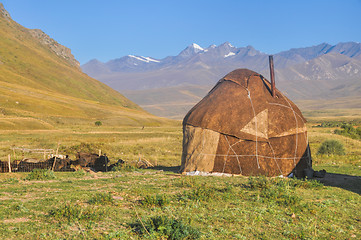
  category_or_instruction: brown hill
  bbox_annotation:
[0,3,168,129]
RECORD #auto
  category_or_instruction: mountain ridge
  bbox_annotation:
[82,41,361,119]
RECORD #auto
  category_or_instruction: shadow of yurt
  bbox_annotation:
[181,68,312,177]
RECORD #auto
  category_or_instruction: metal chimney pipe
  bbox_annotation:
[269,55,276,97]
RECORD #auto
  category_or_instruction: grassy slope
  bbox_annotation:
[123,85,211,119]
[0,15,170,128]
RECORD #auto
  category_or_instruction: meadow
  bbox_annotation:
[0,120,360,239]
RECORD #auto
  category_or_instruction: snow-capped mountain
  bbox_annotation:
[178,43,204,58]
[81,41,361,118]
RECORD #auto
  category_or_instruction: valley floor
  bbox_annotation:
[0,122,360,239]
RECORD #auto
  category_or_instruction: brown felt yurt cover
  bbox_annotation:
[181,69,311,177]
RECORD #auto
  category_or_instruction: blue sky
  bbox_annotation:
[2,0,361,64]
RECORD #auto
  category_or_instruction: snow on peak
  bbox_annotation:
[141,56,160,63]
[128,55,160,63]
[224,52,236,58]
[191,43,204,51]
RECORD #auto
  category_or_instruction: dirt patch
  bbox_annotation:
[3,217,31,224]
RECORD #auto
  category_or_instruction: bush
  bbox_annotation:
[181,185,217,202]
[131,216,201,239]
[259,187,300,206]
[317,139,345,155]
[313,121,343,128]
[88,192,114,205]
[95,121,102,126]
[49,204,102,222]
[334,123,361,140]
[245,176,272,189]
[141,194,170,207]
[25,169,56,180]
[71,169,88,177]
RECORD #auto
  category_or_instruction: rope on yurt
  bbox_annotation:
[270,93,299,167]
[267,141,283,176]
[246,88,260,169]
[268,101,312,167]
[223,135,242,174]
[190,152,308,160]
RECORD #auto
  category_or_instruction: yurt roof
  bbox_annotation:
[183,69,307,142]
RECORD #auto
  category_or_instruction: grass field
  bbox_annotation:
[0,120,360,239]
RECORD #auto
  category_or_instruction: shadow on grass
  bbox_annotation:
[150,165,181,173]
[318,173,361,195]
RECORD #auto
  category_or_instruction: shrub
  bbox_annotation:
[72,169,88,177]
[244,176,272,189]
[88,192,114,205]
[334,123,361,139]
[94,121,102,126]
[141,194,170,207]
[25,169,55,180]
[173,177,199,188]
[259,187,300,206]
[313,121,343,128]
[2,177,19,183]
[131,216,201,239]
[48,204,102,222]
[317,139,345,155]
[180,184,218,202]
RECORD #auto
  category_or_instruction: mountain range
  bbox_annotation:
[82,41,361,119]
[0,3,169,129]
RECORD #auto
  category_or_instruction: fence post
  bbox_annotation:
[52,157,57,171]
[13,148,16,160]
[8,154,12,173]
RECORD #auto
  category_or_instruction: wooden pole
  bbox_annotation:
[8,154,11,173]
[52,143,60,171]
[269,55,276,97]
[13,148,16,160]
[52,157,57,171]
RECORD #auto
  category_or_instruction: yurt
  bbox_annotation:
[181,68,311,177]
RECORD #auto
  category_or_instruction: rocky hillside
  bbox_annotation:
[28,28,80,69]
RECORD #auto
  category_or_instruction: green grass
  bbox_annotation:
[0,171,359,239]
[0,122,360,239]
[25,169,56,180]
[88,192,114,205]
[130,215,202,239]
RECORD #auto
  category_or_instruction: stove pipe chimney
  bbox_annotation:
[269,55,276,97]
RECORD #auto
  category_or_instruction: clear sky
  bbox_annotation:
[2,0,361,64]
